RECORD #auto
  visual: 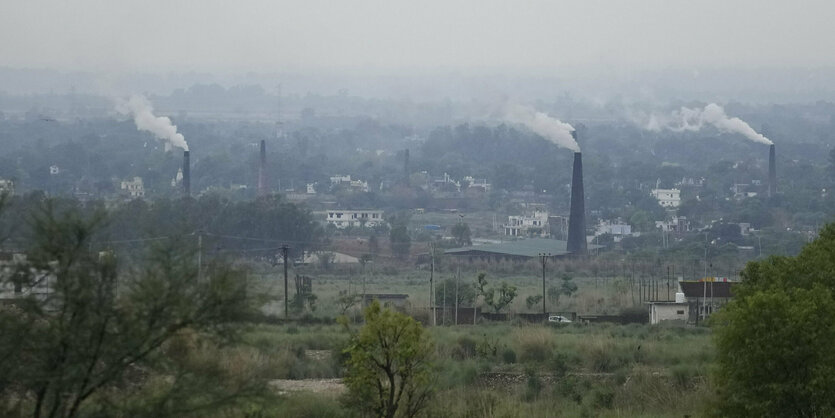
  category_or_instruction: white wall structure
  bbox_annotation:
[120,176,145,198]
[504,210,549,237]
[651,188,681,208]
[326,210,385,229]
[649,302,689,324]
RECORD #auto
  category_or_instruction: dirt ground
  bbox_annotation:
[270,378,346,396]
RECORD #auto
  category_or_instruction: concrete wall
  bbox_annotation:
[650,303,689,325]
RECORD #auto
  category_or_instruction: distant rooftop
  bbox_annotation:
[445,238,600,258]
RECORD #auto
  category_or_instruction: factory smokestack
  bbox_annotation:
[404,149,410,185]
[768,144,776,197]
[183,150,190,197]
[566,147,586,255]
[258,140,267,196]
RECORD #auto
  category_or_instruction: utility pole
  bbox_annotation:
[539,253,550,315]
[281,244,290,318]
[442,279,446,326]
[430,243,435,326]
[455,264,459,325]
[197,233,203,281]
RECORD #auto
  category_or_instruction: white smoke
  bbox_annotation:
[504,104,579,152]
[648,103,772,145]
[116,95,189,151]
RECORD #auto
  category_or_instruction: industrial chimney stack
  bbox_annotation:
[182,150,191,197]
[768,144,776,197]
[258,140,267,196]
[404,149,410,185]
[566,138,586,255]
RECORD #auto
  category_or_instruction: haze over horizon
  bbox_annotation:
[2,0,835,74]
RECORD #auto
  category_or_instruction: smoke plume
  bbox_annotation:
[648,103,772,145]
[505,104,579,152]
[116,95,189,151]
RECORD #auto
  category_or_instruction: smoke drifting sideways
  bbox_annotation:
[116,95,189,151]
[505,104,579,152]
[647,103,772,145]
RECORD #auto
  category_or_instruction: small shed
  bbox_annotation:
[649,302,689,325]
[363,294,410,310]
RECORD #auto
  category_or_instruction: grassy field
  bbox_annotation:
[249,261,649,319]
[233,320,713,417]
[237,262,714,417]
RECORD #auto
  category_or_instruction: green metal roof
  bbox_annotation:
[445,238,572,258]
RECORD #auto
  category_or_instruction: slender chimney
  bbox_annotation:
[768,144,776,197]
[182,150,190,197]
[566,141,586,254]
[258,140,267,196]
[404,149,410,185]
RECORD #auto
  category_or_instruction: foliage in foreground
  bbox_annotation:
[342,300,435,418]
[712,222,835,417]
[0,202,266,417]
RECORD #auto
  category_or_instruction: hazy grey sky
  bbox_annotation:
[2,0,834,74]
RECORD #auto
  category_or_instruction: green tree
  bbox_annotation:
[342,301,435,418]
[560,274,578,297]
[451,222,472,247]
[434,278,476,308]
[389,218,411,260]
[712,223,835,417]
[475,273,517,313]
[525,294,543,310]
[483,282,518,313]
[0,202,257,417]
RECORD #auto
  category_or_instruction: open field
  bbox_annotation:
[238,259,715,416]
[250,263,649,319]
[237,320,713,417]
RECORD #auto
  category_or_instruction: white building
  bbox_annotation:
[656,216,690,233]
[326,210,385,229]
[504,211,549,237]
[651,188,681,208]
[330,174,352,185]
[306,183,317,194]
[171,168,183,187]
[0,179,14,195]
[0,253,56,303]
[330,175,369,192]
[649,302,689,324]
[595,219,633,242]
[120,177,145,198]
[464,176,491,192]
[49,165,60,175]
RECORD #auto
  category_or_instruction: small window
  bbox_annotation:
[676,310,685,315]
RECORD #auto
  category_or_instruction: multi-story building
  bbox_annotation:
[504,210,549,237]
[120,177,145,198]
[330,175,369,192]
[595,219,633,242]
[651,188,681,208]
[0,179,14,196]
[326,210,385,229]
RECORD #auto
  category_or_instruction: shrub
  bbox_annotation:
[671,364,696,389]
[549,352,569,378]
[522,369,543,402]
[588,387,615,409]
[501,348,517,364]
[453,336,477,360]
[516,328,553,364]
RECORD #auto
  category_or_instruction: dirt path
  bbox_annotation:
[270,378,346,396]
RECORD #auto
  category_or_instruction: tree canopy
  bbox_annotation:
[342,300,435,418]
[712,222,835,417]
